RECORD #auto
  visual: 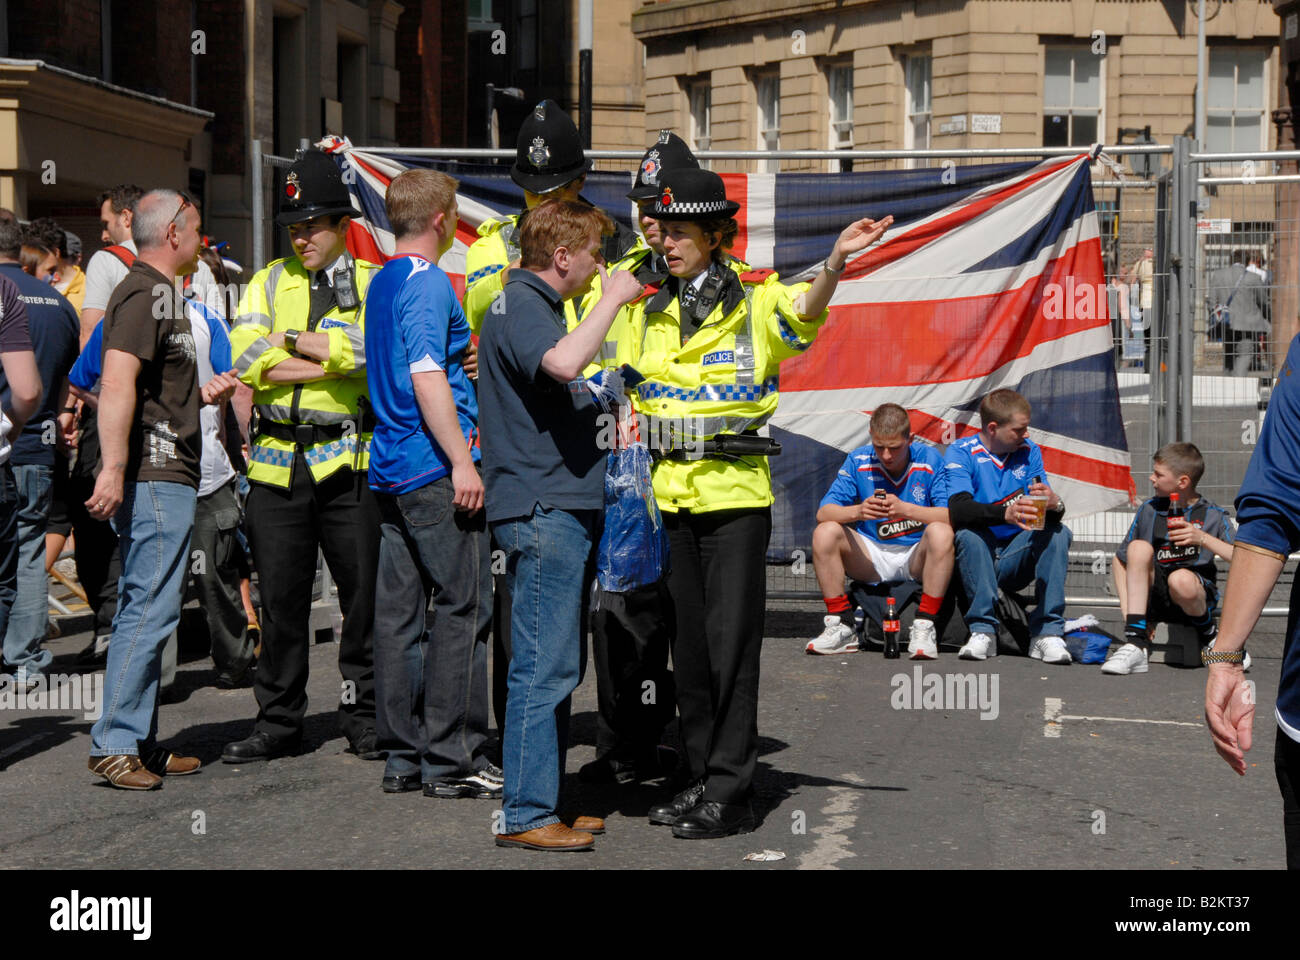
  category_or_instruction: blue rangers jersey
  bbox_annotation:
[818,441,947,546]
[937,434,1047,542]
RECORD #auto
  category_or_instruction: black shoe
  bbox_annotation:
[423,767,503,799]
[647,779,705,826]
[348,729,383,761]
[382,773,422,793]
[671,800,755,840]
[221,731,301,763]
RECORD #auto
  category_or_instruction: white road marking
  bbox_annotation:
[1043,697,1202,737]
[1043,697,1063,738]
[1060,714,1202,728]
[0,733,50,761]
[798,772,865,870]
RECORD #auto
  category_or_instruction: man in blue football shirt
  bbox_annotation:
[810,403,954,659]
[939,389,1072,663]
[362,169,499,799]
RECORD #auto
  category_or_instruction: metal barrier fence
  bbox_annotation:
[251,141,1297,610]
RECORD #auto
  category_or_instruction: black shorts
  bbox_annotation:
[1148,564,1218,624]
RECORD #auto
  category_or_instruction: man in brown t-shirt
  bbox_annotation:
[86,189,240,790]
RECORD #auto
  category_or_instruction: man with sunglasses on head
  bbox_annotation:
[222,149,383,765]
[86,189,241,789]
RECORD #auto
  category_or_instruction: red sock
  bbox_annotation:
[824,594,851,618]
[916,593,943,622]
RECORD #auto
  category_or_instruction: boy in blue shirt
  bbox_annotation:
[362,169,499,799]
[1106,442,1236,675]
[810,403,954,658]
[939,389,1073,663]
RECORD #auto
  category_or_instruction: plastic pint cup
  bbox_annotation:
[1025,495,1048,530]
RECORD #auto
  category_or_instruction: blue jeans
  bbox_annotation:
[954,523,1072,638]
[492,505,596,834]
[90,481,197,757]
[374,476,492,783]
[2,463,46,680]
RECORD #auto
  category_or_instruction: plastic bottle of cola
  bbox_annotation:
[883,597,901,659]
[1167,491,1184,530]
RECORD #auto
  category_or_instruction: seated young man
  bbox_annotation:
[809,403,954,659]
[940,389,1073,663]
[1106,442,1238,675]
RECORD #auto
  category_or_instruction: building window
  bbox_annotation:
[1207,47,1269,153]
[1043,46,1102,147]
[688,80,711,169]
[828,62,854,172]
[903,54,931,154]
[467,0,495,31]
[755,71,780,173]
[514,0,536,73]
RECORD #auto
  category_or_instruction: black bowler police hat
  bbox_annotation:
[648,168,740,220]
[276,149,359,226]
[627,131,700,201]
[510,100,593,195]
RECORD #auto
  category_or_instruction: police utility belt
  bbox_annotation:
[250,396,375,454]
[653,432,782,462]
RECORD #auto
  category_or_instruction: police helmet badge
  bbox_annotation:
[641,149,662,186]
[661,186,673,207]
[657,129,671,144]
[285,170,302,201]
[528,136,550,168]
[534,102,547,120]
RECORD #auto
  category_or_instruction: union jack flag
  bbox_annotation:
[318,136,1132,556]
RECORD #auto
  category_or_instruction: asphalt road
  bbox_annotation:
[0,608,1284,871]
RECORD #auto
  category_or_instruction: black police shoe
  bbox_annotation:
[381,773,422,793]
[221,731,302,763]
[348,729,383,761]
[647,779,705,826]
[671,800,755,840]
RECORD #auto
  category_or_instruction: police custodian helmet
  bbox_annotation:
[276,149,359,226]
[627,130,700,201]
[510,99,593,195]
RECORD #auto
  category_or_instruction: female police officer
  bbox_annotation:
[631,168,892,838]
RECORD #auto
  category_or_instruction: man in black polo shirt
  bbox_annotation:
[86,189,240,790]
[478,199,642,851]
[0,215,79,688]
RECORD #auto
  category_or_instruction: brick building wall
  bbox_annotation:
[198,0,247,176]
[7,0,103,75]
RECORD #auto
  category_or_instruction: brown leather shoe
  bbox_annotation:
[142,748,201,777]
[88,755,163,791]
[495,822,595,851]
[571,815,605,835]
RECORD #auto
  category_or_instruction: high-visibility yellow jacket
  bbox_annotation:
[463,215,524,336]
[466,212,650,376]
[630,259,827,514]
[230,255,379,488]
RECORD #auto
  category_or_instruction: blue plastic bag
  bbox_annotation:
[597,441,669,592]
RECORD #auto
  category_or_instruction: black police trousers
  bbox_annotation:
[244,457,379,744]
[663,506,771,804]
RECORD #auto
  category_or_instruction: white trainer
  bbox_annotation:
[1100,642,1148,675]
[907,619,938,660]
[1029,635,1072,665]
[806,615,858,655]
[957,632,995,661]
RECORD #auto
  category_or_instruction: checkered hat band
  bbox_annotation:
[652,199,731,215]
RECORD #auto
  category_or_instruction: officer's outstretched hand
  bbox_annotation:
[833,215,895,265]
[598,265,644,307]
[451,460,484,516]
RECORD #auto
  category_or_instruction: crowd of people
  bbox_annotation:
[0,98,1284,857]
